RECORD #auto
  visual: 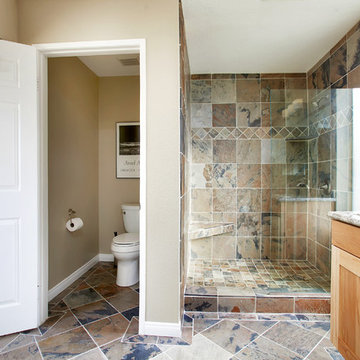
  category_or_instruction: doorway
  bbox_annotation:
[35,40,147,333]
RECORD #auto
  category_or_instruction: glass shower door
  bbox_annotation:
[268,84,355,290]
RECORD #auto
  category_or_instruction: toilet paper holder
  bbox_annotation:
[68,208,77,227]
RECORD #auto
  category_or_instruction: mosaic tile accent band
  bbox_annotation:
[191,126,309,140]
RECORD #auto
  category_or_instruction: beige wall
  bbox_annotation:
[48,57,99,288]
[0,0,18,41]
[98,76,140,253]
[18,0,180,323]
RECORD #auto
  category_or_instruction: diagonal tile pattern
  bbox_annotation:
[165,333,231,360]
[201,320,258,354]
[106,288,139,312]
[74,348,106,360]
[37,327,96,360]
[63,288,102,309]
[263,321,322,357]
[84,313,129,346]
[0,344,42,360]
[236,336,302,360]
[179,311,343,360]
[71,300,118,325]
[101,341,162,360]
[0,261,344,359]
[39,311,80,340]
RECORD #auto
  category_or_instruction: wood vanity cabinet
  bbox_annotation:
[331,220,360,360]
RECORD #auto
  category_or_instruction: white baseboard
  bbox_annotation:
[141,321,181,337]
[48,254,99,301]
[99,253,114,262]
[48,253,180,338]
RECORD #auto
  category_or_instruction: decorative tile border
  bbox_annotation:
[191,126,309,140]
[309,107,353,137]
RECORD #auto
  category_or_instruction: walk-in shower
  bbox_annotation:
[184,68,356,312]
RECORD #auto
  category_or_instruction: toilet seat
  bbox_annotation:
[112,233,139,246]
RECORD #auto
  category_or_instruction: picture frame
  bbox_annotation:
[116,122,140,178]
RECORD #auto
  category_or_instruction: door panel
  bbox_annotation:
[0,57,19,86]
[0,219,19,305]
[0,103,19,188]
[0,40,38,335]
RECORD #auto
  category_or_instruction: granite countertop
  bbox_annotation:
[189,222,235,240]
[328,211,360,228]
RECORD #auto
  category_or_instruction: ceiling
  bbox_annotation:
[78,54,139,77]
[182,0,360,74]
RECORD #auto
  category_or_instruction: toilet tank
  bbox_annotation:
[121,204,140,233]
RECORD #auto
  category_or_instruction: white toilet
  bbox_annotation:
[111,204,140,287]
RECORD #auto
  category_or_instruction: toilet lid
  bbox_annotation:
[112,233,139,246]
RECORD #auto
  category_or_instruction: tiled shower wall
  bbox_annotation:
[179,0,191,304]
[189,73,309,261]
[188,20,360,276]
[305,21,360,273]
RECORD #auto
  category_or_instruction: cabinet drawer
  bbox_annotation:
[332,220,360,258]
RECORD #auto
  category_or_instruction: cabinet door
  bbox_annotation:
[331,245,360,360]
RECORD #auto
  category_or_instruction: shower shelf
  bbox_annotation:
[189,222,235,240]
[278,196,336,202]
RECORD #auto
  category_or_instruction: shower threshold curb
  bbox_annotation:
[184,286,331,314]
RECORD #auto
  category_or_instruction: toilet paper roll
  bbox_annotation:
[66,218,84,232]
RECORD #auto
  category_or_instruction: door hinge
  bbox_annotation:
[36,79,40,91]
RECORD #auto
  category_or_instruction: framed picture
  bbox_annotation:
[116,122,140,178]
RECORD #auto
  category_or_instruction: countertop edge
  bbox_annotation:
[328,211,360,228]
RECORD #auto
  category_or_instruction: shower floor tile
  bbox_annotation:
[186,259,331,295]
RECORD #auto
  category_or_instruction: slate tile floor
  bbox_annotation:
[0,262,343,359]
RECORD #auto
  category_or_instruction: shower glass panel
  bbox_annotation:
[269,86,355,292]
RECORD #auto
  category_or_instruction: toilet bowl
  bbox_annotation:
[111,204,140,287]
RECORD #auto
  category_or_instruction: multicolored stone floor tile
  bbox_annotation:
[235,336,302,360]
[181,312,343,360]
[63,287,102,309]
[101,341,162,360]
[39,311,80,340]
[71,300,118,325]
[106,288,139,312]
[73,348,106,360]
[0,261,344,359]
[37,327,96,360]
[187,259,331,293]
[0,344,42,360]
[201,320,259,354]
[263,321,322,357]
[84,313,129,346]
[121,306,140,321]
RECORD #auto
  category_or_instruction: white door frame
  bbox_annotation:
[34,39,147,332]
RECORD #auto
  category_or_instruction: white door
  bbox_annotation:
[0,40,39,335]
